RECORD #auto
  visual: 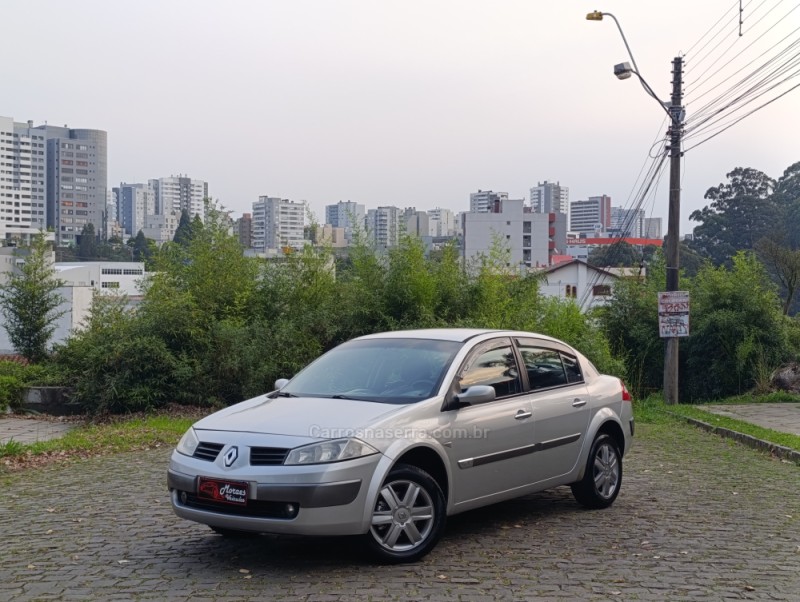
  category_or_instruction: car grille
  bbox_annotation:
[181,493,297,519]
[193,442,224,462]
[250,447,290,466]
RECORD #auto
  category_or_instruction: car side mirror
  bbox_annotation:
[274,378,290,390]
[454,385,496,406]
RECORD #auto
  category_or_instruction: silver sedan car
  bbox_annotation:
[168,329,634,563]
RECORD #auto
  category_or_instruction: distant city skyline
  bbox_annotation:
[3,1,797,237]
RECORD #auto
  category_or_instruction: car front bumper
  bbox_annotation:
[168,450,383,536]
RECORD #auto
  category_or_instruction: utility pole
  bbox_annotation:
[663,56,684,405]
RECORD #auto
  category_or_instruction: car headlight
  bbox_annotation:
[176,427,199,457]
[284,438,378,465]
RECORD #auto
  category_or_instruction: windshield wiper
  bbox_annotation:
[268,391,297,398]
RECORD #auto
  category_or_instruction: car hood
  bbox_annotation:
[193,394,405,439]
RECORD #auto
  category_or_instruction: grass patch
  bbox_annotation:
[0,407,209,470]
[692,391,800,405]
[668,404,800,451]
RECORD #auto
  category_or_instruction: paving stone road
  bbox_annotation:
[1,422,799,601]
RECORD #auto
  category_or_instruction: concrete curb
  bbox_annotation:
[674,413,800,465]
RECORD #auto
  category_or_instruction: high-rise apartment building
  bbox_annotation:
[644,217,663,239]
[428,207,456,237]
[149,176,207,220]
[530,181,569,226]
[610,207,645,238]
[462,198,567,269]
[113,183,156,238]
[325,200,365,243]
[33,123,107,246]
[570,195,612,235]
[404,207,429,237]
[469,190,508,213]
[0,117,47,242]
[236,213,253,249]
[366,206,402,249]
[252,196,305,251]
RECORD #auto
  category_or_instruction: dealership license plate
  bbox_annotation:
[198,477,249,506]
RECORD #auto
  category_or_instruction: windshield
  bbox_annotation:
[281,338,462,404]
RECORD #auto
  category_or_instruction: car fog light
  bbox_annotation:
[180,491,188,504]
[285,503,298,518]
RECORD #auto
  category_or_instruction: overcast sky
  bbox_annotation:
[3,0,798,233]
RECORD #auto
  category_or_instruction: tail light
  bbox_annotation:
[620,380,632,402]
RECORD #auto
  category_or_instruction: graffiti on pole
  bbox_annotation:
[658,291,690,338]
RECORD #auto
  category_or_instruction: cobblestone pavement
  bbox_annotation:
[1,422,798,601]
[0,417,76,445]
[703,403,800,436]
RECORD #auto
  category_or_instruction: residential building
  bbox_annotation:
[570,195,612,235]
[236,213,253,248]
[113,183,156,238]
[469,190,508,213]
[644,217,663,239]
[366,206,403,249]
[404,208,429,237]
[325,200,365,243]
[33,123,107,246]
[142,211,181,244]
[538,259,622,312]
[313,224,347,248]
[428,207,456,237]
[462,198,567,270]
[149,175,207,220]
[610,207,645,238]
[0,117,47,242]
[530,181,569,227]
[252,196,305,251]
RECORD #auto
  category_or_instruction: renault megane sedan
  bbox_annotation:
[168,329,634,563]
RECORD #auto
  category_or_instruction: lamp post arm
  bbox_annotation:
[602,12,640,74]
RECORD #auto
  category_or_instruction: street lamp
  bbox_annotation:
[587,10,685,405]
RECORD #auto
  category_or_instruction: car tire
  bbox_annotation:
[571,432,622,509]
[364,464,446,563]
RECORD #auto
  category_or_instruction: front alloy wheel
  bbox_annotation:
[571,433,622,509]
[365,464,446,563]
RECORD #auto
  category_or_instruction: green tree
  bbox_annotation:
[754,234,800,315]
[77,223,97,259]
[0,233,66,362]
[588,241,639,268]
[688,167,778,265]
[131,230,153,264]
[683,252,797,400]
[172,210,192,246]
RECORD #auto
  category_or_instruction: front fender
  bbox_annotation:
[356,439,454,532]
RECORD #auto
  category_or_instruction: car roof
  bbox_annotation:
[355,328,564,345]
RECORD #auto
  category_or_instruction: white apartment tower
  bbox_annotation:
[0,117,47,242]
[252,196,305,251]
[644,217,663,239]
[610,207,645,238]
[366,206,403,249]
[570,195,612,235]
[469,190,508,213]
[462,198,568,269]
[428,207,456,237]
[149,176,207,220]
[530,181,569,227]
[325,200,365,243]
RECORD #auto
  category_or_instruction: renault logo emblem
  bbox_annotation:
[223,446,238,468]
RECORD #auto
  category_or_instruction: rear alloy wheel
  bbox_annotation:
[365,464,446,563]
[571,433,622,509]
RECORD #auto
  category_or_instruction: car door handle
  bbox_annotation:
[515,409,532,420]
[572,398,587,408]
